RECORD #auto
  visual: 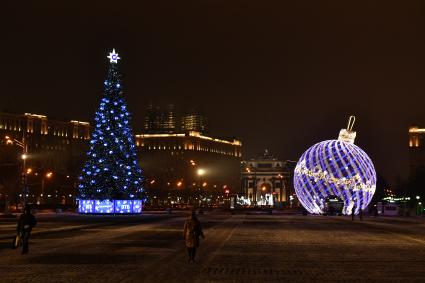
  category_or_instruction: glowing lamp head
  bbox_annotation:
[197,168,205,176]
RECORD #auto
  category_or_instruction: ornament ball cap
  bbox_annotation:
[338,116,356,144]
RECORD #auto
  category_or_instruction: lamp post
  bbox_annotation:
[183,159,196,206]
[5,135,28,208]
[416,196,422,216]
[197,168,205,204]
[246,166,257,206]
[41,172,53,204]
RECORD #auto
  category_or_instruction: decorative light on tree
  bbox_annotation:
[107,49,121,64]
[78,49,144,214]
[293,116,376,215]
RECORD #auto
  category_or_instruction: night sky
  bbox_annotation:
[2,1,425,186]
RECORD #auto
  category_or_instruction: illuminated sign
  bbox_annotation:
[115,200,132,214]
[78,200,142,214]
[133,200,142,213]
[79,200,95,213]
[95,200,114,213]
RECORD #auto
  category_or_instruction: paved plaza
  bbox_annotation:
[0,211,424,283]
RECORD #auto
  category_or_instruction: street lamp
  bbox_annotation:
[41,172,53,204]
[5,135,28,208]
[416,196,422,216]
[195,168,208,206]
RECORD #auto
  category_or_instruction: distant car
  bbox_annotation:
[9,204,23,213]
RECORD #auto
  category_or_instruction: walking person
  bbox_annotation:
[17,206,36,254]
[183,209,205,263]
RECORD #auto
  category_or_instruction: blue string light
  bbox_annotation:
[78,50,144,214]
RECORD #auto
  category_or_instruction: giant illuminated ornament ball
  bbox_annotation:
[294,116,376,215]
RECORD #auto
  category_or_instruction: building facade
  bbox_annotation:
[0,112,90,207]
[409,126,425,171]
[408,126,425,198]
[181,112,208,134]
[135,131,242,206]
[241,150,296,207]
[143,103,176,134]
[143,103,208,134]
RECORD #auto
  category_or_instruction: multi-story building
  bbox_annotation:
[181,111,208,134]
[409,126,425,170]
[143,104,208,134]
[241,150,296,207]
[143,103,176,134]
[1,108,240,208]
[0,112,90,206]
[408,126,425,197]
[135,131,242,206]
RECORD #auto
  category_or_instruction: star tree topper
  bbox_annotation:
[107,49,121,64]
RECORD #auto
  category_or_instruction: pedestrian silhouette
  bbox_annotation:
[16,206,36,254]
[183,209,205,263]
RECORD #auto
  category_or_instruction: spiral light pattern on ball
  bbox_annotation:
[294,139,376,215]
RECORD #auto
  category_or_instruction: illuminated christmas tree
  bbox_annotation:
[78,49,143,214]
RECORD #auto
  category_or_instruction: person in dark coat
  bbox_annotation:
[183,210,204,263]
[17,206,37,254]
